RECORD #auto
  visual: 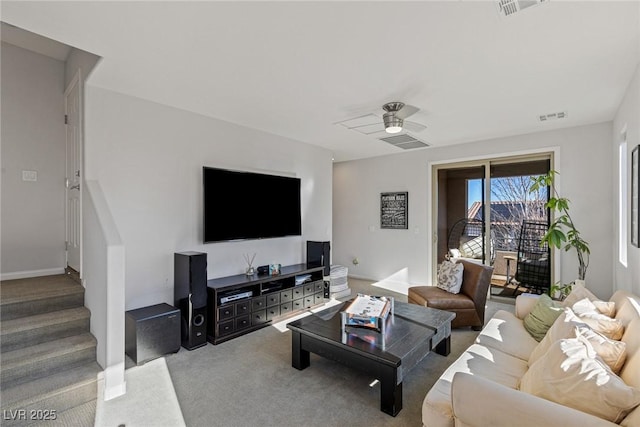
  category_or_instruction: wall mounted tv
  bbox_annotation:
[203,167,302,243]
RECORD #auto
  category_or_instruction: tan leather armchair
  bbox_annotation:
[408,260,493,330]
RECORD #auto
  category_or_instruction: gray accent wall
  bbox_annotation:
[1,42,66,277]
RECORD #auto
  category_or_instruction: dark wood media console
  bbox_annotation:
[207,263,326,344]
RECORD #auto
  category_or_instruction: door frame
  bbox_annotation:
[427,147,560,287]
[64,70,83,278]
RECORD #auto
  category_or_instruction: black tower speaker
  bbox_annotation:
[306,241,330,276]
[174,251,208,350]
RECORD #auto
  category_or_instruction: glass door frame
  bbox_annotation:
[428,149,559,289]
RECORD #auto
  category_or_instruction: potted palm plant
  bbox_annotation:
[530,171,590,297]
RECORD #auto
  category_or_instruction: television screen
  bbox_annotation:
[203,167,302,243]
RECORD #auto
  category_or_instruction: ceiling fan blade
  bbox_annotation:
[396,104,419,119]
[403,121,427,133]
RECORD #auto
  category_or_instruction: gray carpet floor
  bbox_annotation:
[164,279,515,427]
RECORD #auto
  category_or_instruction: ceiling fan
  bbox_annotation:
[381,102,426,134]
[335,101,427,136]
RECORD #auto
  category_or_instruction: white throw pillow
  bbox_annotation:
[562,284,616,316]
[572,298,624,340]
[437,260,464,294]
[528,308,627,374]
[448,248,461,259]
[520,337,640,423]
[459,235,483,258]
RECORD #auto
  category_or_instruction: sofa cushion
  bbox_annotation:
[423,343,528,427]
[410,286,476,310]
[475,310,539,361]
[520,337,640,423]
[563,284,616,316]
[529,308,627,374]
[523,294,563,341]
[437,260,464,294]
[620,318,640,388]
[515,293,541,319]
[572,299,624,340]
[614,292,640,327]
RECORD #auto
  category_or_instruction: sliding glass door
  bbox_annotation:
[433,155,551,298]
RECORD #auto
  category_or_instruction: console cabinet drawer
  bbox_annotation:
[314,281,324,293]
[252,296,266,311]
[303,283,315,295]
[280,289,293,302]
[314,293,324,304]
[303,295,315,308]
[281,302,292,316]
[218,305,234,320]
[235,300,251,315]
[266,293,281,307]
[292,287,304,299]
[252,310,267,325]
[292,298,304,311]
[266,305,280,321]
[218,319,234,336]
[235,315,251,330]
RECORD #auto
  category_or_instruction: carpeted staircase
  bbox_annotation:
[1,274,100,426]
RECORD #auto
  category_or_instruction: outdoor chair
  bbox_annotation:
[513,220,550,294]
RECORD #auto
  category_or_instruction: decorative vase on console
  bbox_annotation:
[244,253,256,276]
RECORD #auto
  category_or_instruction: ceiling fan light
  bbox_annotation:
[383,113,403,134]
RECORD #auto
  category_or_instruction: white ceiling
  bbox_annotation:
[2,1,639,162]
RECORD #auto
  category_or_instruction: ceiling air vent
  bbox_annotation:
[539,111,568,122]
[497,0,548,18]
[379,134,430,150]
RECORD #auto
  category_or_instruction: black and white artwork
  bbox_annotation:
[380,192,408,230]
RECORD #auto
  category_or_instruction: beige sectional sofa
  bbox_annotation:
[423,290,640,427]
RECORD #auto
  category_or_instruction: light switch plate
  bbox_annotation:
[22,170,37,181]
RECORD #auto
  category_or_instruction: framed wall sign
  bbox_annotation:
[632,145,639,247]
[380,192,408,229]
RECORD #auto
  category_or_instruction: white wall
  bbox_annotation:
[613,63,640,296]
[64,47,100,88]
[1,42,66,278]
[333,122,614,299]
[84,86,333,310]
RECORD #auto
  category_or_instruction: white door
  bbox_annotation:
[65,72,82,272]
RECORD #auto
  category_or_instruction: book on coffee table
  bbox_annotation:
[341,294,394,333]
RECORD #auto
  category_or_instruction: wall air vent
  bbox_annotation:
[496,0,548,18]
[539,111,568,122]
[379,134,430,150]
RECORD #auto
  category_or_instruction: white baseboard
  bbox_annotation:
[0,268,66,281]
[346,273,376,282]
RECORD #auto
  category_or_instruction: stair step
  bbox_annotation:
[1,307,90,353]
[1,334,97,388]
[0,362,99,427]
[29,399,96,427]
[0,275,85,321]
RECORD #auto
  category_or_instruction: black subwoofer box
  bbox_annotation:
[125,303,180,365]
[174,251,208,350]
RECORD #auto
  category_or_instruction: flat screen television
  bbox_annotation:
[203,167,302,243]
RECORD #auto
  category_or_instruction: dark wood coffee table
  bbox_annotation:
[286,300,455,416]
